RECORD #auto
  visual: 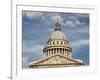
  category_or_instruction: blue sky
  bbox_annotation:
[22,11,89,68]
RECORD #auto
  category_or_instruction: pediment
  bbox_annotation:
[30,54,82,66]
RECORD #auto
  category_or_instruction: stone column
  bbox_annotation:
[49,49,51,56]
[57,48,58,53]
[48,49,50,57]
[65,49,66,56]
[48,50,49,57]
[50,49,52,56]
[59,48,61,53]
[69,52,72,58]
[63,49,64,55]
[51,49,53,55]
[55,48,57,54]
[62,49,63,55]
[44,51,46,57]
[52,49,54,55]
[49,49,50,56]
[46,50,48,57]
[66,50,68,56]
[54,48,55,54]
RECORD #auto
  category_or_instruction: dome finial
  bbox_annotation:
[57,17,59,23]
[55,17,61,31]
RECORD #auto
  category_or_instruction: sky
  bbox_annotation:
[22,11,89,68]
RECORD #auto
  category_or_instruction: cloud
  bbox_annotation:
[70,39,89,48]
[65,19,82,28]
[23,42,44,53]
[22,41,45,68]
[75,14,89,18]
[47,27,54,33]
[62,14,89,28]
[65,20,76,27]
[75,26,89,33]
[22,11,89,67]
[22,57,29,68]
[23,11,43,18]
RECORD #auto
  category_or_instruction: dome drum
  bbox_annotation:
[43,46,72,52]
[43,47,72,58]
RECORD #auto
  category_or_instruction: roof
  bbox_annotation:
[29,54,83,68]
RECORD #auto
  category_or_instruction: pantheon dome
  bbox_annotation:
[29,18,83,68]
[43,18,71,58]
[49,31,66,40]
[49,19,66,40]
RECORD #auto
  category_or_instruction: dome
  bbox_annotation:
[49,31,66,40]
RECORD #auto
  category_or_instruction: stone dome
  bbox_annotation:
[43,18,72,59]
[49,31,66,40]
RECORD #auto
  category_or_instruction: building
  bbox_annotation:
[29,18,83,68]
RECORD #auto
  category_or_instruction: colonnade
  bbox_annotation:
[44,48,70,57]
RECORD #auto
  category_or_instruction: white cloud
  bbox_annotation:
[75,14,89,18]
[47,27,54,32]
[22,57,29,68]
[65,20,75,27]
[65,19,81,28]
[23,42,44,53]
[75,20,81,25]
[23,11,43,18]
[70,39,89,48]
[22,42,45,68]
[68,15,77,20]
[75,26,89,33]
